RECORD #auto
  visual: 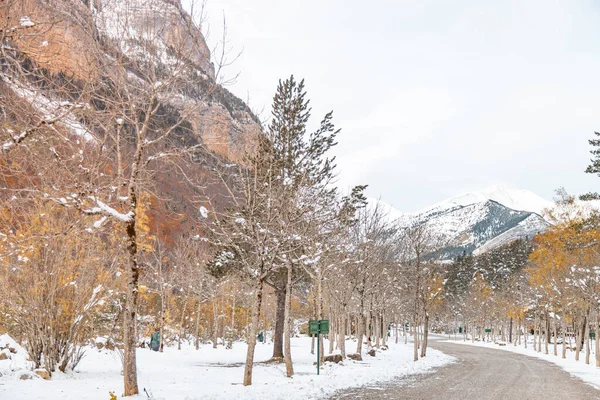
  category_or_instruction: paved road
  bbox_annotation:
[331,340,600,400]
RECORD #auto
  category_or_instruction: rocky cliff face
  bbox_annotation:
[0,0,260,241]
[95,0,215,80]
[1,0,259,162]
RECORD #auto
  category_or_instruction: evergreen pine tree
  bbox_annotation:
[582,131,600,200]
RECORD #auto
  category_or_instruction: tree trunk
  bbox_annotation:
[212,297,219,349]
[310,295,317,355]
[533,315,538,351]
[178,301,187,351]
[382,316,387,347]
[576,320,581,361]
[553,314,557,356]
[366,314,372,348]
[524,318,528,349]
[413,319,419,361]
[195,296,201,350]
[595,315,600,367]
[340,315,346,358]
[328,305,335,354]
[585,317,591,365]
[317,276,324,363]
[537,319,542,353]
[123,219,140,397]
[243,279,264,386]
[562,321,567,359]
[283,265,294,377]
[230,287,236,348]
[272,284,286,359]
[159,290,166,353]
[356,297,364,355]
[374,314,380,347]
[356,315,363,355]
[420,314,429,358]
[413,270,420,361]
[545,311,549,355]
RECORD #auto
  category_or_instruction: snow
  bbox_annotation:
[84,197,134,222]
[0,336,454,400]
[95,337,108,346]
[0,334,20,350]
[375,185,552,220]
[472,213,549,255]
[2,130,29,151]
[446,338,600,390]
[199,206,209,218]
[95,0,190,73]
[0,334,30,379]
[371,185,552,257]
[93,216,108,229]
[422,184,552,216]
[19,16,35,27]
[1,76,96,144]
[63,119,96,143]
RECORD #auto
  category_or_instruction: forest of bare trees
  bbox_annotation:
[0,1,448,396]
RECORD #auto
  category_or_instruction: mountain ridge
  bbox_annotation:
[374,185,552,258]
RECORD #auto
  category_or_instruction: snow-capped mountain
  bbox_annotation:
[415,185,552,216]
[378,185,552,259]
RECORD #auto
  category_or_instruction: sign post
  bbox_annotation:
[485,328,492,342]
[309,319,329,375]
[317,331,320,375]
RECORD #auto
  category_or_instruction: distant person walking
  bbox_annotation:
[150,328,160,352]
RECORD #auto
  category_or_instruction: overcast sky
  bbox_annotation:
[200,0,600,212]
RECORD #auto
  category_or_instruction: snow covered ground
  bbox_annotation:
[445,338,600,390]
[0,335,454,400]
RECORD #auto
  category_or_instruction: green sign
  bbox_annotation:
[309,320,319,335]
[485,328,492,333]
[309,320,329,335]
[309,320,330,375]
[590,332,596,339]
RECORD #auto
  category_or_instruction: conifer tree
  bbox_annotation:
[207,75,364,383]
[267,76,343,377]
[582,131,600,200]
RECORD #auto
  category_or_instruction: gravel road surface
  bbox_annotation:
[331,340,600,400]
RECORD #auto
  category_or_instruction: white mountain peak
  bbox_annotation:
[418,184,552,216]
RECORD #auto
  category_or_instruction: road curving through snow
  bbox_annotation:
[331,338,600,400]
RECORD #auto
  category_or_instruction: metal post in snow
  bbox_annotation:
[317,332,320,375]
